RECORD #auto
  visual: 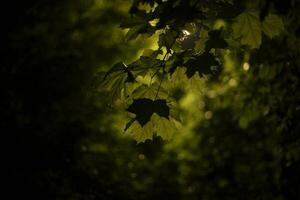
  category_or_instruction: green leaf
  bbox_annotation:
[120,16,146,28]
[128,56,162,77]
[152,113,178,140]
[126,98,170,126]
[262,14,284,38]
[132,84,168,100]
[163,67,204,96]
[101,72,128,103]
[158,29,178,48]
[139,56,162,69]
[101,62,135,103]
[125,120,154,143]
[124,114,179,143]
[232,10,262,48]
[142,49,163,57]
[124,24,147,42]
[104,62,135,83]
[104,62,126,78]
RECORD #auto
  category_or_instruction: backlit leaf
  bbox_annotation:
[152,113,178,140]
[232,10,262,48]
[125,120,154,143]
[132,84,168,100]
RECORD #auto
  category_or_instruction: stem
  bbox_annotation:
[154,0,201,99]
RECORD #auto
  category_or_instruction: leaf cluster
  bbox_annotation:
[98,0,287,142]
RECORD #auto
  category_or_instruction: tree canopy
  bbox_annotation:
[100,0,299,142]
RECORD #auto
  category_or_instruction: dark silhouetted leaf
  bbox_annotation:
[126,98,170,126]
[167,50,194,74]
[215,2,244,19]
[185,52,220,78]
[205,30,228,50]
[259,0,271,20]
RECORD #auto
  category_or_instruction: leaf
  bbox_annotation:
[128,56,162,77]
[158,29,178,48]
[184,52,220,78]
[104,62,126,79]
[125,120,154,143]
[101,62,135,103]
[139,56,162,69]
[126,98,170,126]
[262,14,284,38]
[152,113,178,140]
[215,2,244,19]
[194,29,209,53]
[205,30,228,50]
[232,10,262,49]
[124,24,148,42]
[101,72,128,103]
[104,62,135,83]
[124,114,179,143]
[163,67,204,96]
[166,50,194,74]
[142,49,163,57]
[132,84,168,100]
[259,0,271,21]
[120,16,146,28]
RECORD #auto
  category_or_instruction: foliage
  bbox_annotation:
[4,0,300,200]
[97,0,300,198]
[100,0,288,142]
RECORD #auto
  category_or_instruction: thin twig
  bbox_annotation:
[154,32,180,99]
[154,0,201,99]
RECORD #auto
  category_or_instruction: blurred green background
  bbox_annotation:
[2,0,300,200]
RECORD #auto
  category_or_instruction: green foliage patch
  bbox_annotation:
[98,0,289,142]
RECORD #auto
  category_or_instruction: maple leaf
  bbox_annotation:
[126,98,170,126]
[232,10,262,49]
